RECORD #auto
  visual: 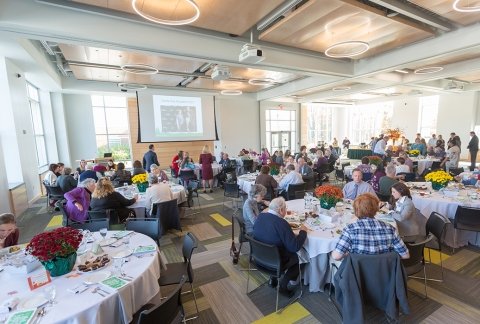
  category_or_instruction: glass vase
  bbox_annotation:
[319,197,337,210]
[41,252,77,277]
[136,182,148,193]
[431,182,447,191]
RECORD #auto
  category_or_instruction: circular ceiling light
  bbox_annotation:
[220,89,242,95]
[118,83,147,90]
[332,86,351,91]
[413,66,444,74]
[471,79,480,83]
[132,0,200,25]
[325,41,370,58]
[121,64,158,75]
[248,78,275,86]
[453,0,480,12]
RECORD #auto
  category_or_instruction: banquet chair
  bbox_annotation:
[43,182,65,211]
[303,175,316,190]
[88,209,119,224]
[223,182,241,211]
[286,183,306,201]
[362,172,373,182]
[179,183,201,222]
[448,167,464,176]
[135,275,186,324]
[376,192,391,202]
[242,159,254,174]
[178,170,196,187]
[233,214,249,260]
[158,233,199,321]
[245,234,302,313]
[421,212,450,282]
[126,218,160,246]
[334,168,346,185]
[397,172,415,182]
[402,235,434,298]
[57,201,70,227]
[453,206,480,253]
[69,218,109,232]
[152,199,182,236]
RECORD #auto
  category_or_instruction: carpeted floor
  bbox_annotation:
[17,184,480,324]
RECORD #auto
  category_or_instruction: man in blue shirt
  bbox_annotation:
[342,169,376,200]
[278,164,304,199]
[253,197,308,295]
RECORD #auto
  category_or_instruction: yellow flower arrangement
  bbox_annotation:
[425,170,453,189]
[131,173,148,184]
[408,149,420,157]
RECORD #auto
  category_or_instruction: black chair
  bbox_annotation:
[424,212,450,282]
[341,162,351,170]
[234,214,248,255]
[152,199,182,236]
[303,175,316,190]
[376,192,390,202]
[69,218,109,232]
[334,168,346,185]
[57,201,70,227]
[178,170,196,187]
[317,163,330,182]
[126,218,160,246]
[402,235,434,298]
[179,181,201,220]
[286,183,306,201]
[397,172,415,182]
[242,159,254,174]
[448,167,464,176]
[362,172,373,182]
[453,206,480,252]
[43,182,65,211]
[135,275,186,324]
[223,182,241,211]
[245,234,302,313]
[158,233,199,321]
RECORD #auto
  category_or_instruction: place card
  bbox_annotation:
[101,276,128,290]
[27,271,51,291]
[6,309,35,324]
[132,245,156,254]
[112,231,133,239]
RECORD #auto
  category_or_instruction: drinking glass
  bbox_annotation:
[99,228,108,241]
[44,285,57,306]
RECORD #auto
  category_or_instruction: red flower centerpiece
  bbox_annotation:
[27,227,83,276]
[315,185,344,210]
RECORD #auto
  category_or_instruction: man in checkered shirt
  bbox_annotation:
[332,193,410,261]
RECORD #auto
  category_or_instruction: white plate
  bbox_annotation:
[18,295,48,310]
[99,238,118,247]
[83,271,111,285]
[111,250,132,259]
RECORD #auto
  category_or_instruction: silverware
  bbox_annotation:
[92,287,106,297]
[97,286,111,295]
[33,307,46,324]
[330,230,334,238]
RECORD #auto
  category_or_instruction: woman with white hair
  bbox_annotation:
[144,173,173,215]
[150,163,169,182]
[64,178,97,222]
[242,184,269,235]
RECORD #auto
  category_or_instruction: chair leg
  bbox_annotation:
[422,264,428,298]
[183,282,199,321]
[246,255,251,294]
[453,229,457,254]
[277,263,303,314]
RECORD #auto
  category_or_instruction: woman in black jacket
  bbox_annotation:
[90,178,137,223]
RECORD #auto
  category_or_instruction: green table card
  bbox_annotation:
[6,310,35,324]
[112,231,132,239]
[101,276,128,289]
[133,245,156,254]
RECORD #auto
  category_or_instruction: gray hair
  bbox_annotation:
[63,167,72,175]
[386,164,396,176]
[150,164,159,171]
[249,184,267,199]
[269,197,286,214]
[79,178,96,188]
[148,173,159,185]
[286,164,295,171]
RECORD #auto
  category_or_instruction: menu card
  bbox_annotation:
[132,245,156,254]
[6,309,35,324]
[27,271,51,291]
[112,231,133,239]
[101,276,128,290]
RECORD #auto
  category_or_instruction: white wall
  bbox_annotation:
[392,96,420,140]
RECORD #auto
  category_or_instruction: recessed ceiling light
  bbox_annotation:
[332,86,351,91]
[388,92,402,96]
[453,0,480,12]
[325,41,370,58]
[132,0,200,25]
[118,83,147,90]
[121,64,158,75]
[220,89,242,95]
[394,69,409,74]
[414,66,444,74]
[248,78,275,86]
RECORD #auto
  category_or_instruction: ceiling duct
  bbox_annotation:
[444,80,464,91]
[257,0,305,31]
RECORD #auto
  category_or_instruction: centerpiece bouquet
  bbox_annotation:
[408,149,420,157]
[269,162,280,175]
[366,155,383,166]
[27,227,83,276]
[384,128,402,146]
[425,170,453,190]
[132,172,148,192]
[315,185,343,210]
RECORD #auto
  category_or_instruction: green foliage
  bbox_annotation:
[97,143,131,161]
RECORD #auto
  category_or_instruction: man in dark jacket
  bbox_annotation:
[467,131,479,171]
[253,197,308,296]
[143,144,160,171]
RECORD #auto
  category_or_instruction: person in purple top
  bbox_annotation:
[63,178,96,223]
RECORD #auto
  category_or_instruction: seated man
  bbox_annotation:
[379,164,399,196]
[342,169,376,200]
[278,164,304,198]
[297,157,313,179]
[253,197,308,296]
[395,157,410,175]
[79,163,98,182]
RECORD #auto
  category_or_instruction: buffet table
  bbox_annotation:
[0,231,161,324]
[346,148,372,160]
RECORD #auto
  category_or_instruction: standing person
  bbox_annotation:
[467,131,479,171]
[199,145,214,193]
[143,144,160,172]
[428,134,437,148]
[342,137,351,150]
[374,136,389,158]
[171,150,184,177]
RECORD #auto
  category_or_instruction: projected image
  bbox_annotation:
[153,96,203,137]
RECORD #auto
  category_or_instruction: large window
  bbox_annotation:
[418,96,439,139]
[349,102,393,144]
[265,109,296,153]
[91,95,131,161]
[304,103,333,147]
[27,83,48,168]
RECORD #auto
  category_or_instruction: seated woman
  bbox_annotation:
[76,159,87,176]
[150,163,169,182]
[90,178,137,223]
[106,159,116,171]
[243,184,269,235]
[371,162,386,193]
[0,213,19,249]
[110,162,132,187]
[411,138,427,156]
[131,160,146,177]
[57,167,77,193]
[255,165,278,200]
[44,163,60,186]
[332,193,409,261]
[144,173,173,215]
[389,182,422,239]
[357,157,373,174]
[434,140,446,158]
[64,178,96,223]
[441,139,460,170]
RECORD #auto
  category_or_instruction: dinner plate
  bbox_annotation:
[99,238,118,247]
[111,249,132,259]
[83,271,111,285]
[18,295,48,310]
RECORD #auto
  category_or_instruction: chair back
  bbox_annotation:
[137,275,186,324]
[287,183,306,201]
[234,214,248,244]
[397,172,415,182]
[182,233,198,282]
[376,192,390,202]
[245,234,281,276]
[402,235,433,275]
[152,199,181,234]
[224,183,240,198]
[362,172,373,182]
[303,175,315,190]
[430,161,442,170]
[242,159,254,173]
[126,218,160,245]
[178,170,196,183]
[454,206,480,232]
[43,182,65,198]
[341,162,351,170]
[335,169,345,182]
[448,167,464,176]
[426,212,449,245]
[69,218,109,232]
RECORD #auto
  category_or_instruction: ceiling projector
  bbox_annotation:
[239,43,265,64]
[211,65,231,81]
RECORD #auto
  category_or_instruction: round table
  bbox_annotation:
[237,173,282,194]
[0,231,161,324]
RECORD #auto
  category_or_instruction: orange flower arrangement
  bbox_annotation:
[384,128,402,141]
[315,185,343,209]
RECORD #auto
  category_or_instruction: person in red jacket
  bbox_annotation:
[171,150,184,177]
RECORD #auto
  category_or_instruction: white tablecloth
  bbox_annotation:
[193,163,222,179]
[237,174,282,194]
[0,231,161,324]
[411,158,440,175]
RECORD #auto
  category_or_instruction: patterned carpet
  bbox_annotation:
[17,190,480,324]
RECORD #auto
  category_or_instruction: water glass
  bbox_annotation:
[99,228,108,240]
[44,285,57,306]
